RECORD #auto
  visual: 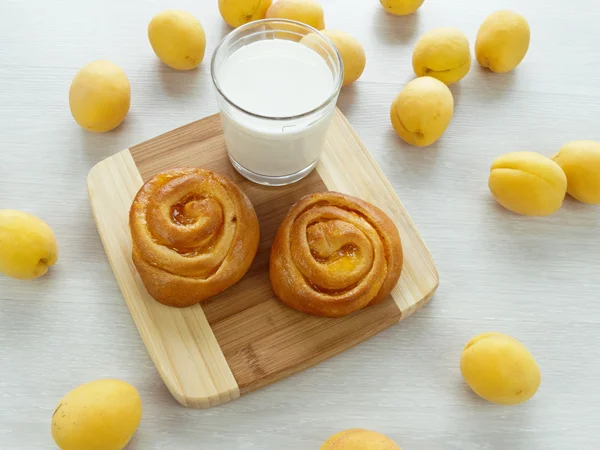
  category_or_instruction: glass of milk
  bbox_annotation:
[211,19,344,186]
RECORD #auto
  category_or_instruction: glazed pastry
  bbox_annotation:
[129,168,260,307]
[270,192,403,317]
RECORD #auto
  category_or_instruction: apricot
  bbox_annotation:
[148,10,206,70]
[265,0,325,30]
[461,332,541,405]
[552,140,600,204]
[219,0,272,28]
[322,429,401,450]
[489,152,567,216]
[52,379,142,450]
[413,27,471,85]
[0,210,58,280]
[379,0,424,16]
[69,60,130,132]
[476,10,530,73]
[302,30,365,86]
[390,76,454,147]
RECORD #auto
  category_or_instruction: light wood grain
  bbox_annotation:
[89,110,436,404]
[318,111,439,316]
[2,0,600,447]
[87,150,240,408]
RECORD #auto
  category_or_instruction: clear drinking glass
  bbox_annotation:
[211,19,343,186]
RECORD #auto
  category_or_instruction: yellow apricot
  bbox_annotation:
[0,210,58,280]
[219,0,272,28]
[148,10,206,70]
[69,61,130,133]
[299,32,330,59]
[320,30,366,86]
[461,332,541,405]
[413,27,471,85]
[52,379,142,450]
[489,152,567,216]
[390,76,454,147]
[321,429,401,449]
[379,0,424,16]
[265,0,325,30]
[552,140,600,204]
[476,10,530,73]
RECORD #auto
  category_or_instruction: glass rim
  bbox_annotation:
[210,18,344,121]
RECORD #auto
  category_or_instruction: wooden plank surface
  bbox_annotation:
[86,109,437,404]
[130,111,439,318]
[318,112,439,317]
[87,150,240,408]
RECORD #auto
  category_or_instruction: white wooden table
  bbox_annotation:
[1,0,599,448]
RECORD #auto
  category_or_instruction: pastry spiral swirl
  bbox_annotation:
[270,192,403,317]
[129,168,260,307]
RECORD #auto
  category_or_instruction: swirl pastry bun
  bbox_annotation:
[270,192,403,317]
[129,168,260,307]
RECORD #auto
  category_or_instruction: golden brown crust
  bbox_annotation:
[269,192,403,317]
[129,167,260,307]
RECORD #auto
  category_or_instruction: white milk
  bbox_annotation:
[217,39,338,178]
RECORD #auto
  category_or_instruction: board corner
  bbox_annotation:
[86,149,132,193]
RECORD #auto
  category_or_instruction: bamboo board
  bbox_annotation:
[87,109,439,408]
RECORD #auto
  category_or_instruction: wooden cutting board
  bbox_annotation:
[87,109,439,409]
